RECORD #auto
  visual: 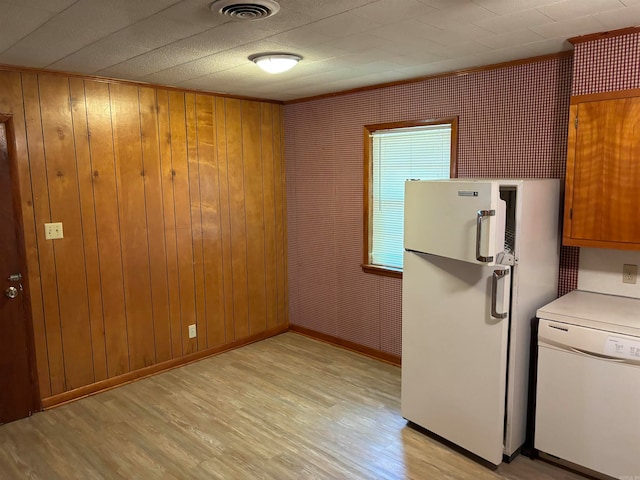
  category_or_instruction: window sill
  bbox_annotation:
[361,264,403,279]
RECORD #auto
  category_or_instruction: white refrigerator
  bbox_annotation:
[401,179,560,466]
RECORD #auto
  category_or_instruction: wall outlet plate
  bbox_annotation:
[188,324,197,339]
[44,222,64,240]
[623,264,637,285]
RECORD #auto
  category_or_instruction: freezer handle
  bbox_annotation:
[491,269,509,319]
[476,209,495,262]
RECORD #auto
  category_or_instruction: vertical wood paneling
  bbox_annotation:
[22,74,66,395]
[272,105,288,326]
[168,91,197,355]
[224,99,249,340]
[242,101,267,335]
[139,87,172,364]
[215,98,236,343]
[260,104,278,329]
[185,93,206,351]
[84,80,129,378]
[110,84,156,370]
[68,78,107,383]
[37,75,93,390]
[4,67,287,402]
[0,71,51,398]
[157,90,182,359]
[195,94,226,348]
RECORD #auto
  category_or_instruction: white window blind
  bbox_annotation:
[371,123,452,269]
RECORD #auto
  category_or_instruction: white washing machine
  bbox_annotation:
[535,290,640,479]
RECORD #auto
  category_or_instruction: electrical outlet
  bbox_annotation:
[623,264,637,285]
[44,222,64,240]
[188,324,197,339]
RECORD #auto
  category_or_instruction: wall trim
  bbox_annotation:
[41,325,289,409]
[568,26,640,45]
[0,63,283,105]
[289,325,401,366]
[570,88,640,104]
[284,51,573,105]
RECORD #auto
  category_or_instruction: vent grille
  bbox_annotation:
[210,0,280,20]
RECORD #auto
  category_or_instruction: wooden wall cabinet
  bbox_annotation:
[563,91,640,250]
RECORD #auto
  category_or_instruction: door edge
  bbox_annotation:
[1,114,42,413]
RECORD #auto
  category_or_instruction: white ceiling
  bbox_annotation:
[0,0,638,101]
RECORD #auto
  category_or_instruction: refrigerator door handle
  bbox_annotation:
[476,209,496,262]
[491,269,509,319]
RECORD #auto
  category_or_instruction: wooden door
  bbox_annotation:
[564,95,640,248]
[0,120,40,424]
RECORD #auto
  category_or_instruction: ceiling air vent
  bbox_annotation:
[210,0,280,20]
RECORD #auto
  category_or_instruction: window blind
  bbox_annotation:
[371,123,452,269]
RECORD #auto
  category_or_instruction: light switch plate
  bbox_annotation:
[188,324,197,339]
[44,222,64,240]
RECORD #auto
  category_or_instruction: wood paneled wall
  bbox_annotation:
[0,69,288,404]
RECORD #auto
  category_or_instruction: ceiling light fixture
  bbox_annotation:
[249,53,302,74]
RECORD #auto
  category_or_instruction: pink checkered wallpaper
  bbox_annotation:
[572,32,640,96]
[284,56,574,357]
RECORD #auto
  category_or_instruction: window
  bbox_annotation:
[363,118,458,277]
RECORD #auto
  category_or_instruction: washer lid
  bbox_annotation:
[537,290,640,337]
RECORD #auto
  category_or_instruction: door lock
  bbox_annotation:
[5,286,18,299]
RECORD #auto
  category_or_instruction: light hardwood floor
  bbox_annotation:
[0,333,584,480]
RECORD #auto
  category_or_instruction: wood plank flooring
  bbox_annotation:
[0,333,584,480]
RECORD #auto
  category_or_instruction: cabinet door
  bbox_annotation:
[564,96,640,249]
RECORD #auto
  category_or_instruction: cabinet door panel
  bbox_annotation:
[570,97,640,244]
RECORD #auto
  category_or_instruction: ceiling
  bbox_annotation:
[0,0,638,101]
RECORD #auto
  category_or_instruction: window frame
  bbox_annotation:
[362,117,459,278]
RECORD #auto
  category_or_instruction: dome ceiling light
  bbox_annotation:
[249,53,302,74]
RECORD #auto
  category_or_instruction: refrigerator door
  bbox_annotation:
[404,180,505,265]
[401,250,511,466]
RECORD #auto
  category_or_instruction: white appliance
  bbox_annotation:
[401,179,560,466]
[535,290,640,479]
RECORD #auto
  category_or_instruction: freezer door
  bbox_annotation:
[401,250,511,466]
[404,180,506,265]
